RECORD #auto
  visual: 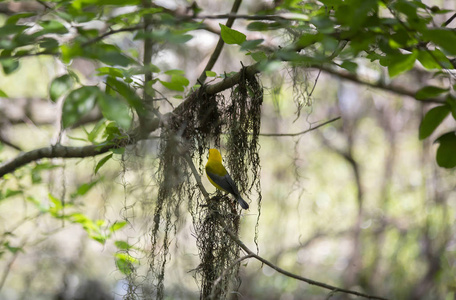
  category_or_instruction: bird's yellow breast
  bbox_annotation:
[206,153,228,192]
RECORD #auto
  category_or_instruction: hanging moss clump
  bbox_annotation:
[146,67,263,299]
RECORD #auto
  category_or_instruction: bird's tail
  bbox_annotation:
[237,196,249,210]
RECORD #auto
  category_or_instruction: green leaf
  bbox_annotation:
[0,89,8,97]
[340,61,358,73]
[159,75,189,92]
[48,194,65,217]
[335,0,378,31]
[296,33,322,48]
[4,242,23,254]
[384,51,418,77]
[0,24,29,37]
[110,147,125,155]
[446,95,456,119]
[1,189,22,200]
[95,153,113,174]
[62,86,99,128]
[26,196,47,212]
[310,15,335,33]
[134,29,193,44]
[106,77,144,115]
[205,70,217,77]
[1,59,20,75]
[39,38,59,50]
[415,86,449,100]
[6,13,36,25]
[97,67,125,78]
[240,39,264,51]
[416,52,435,69]
[38,20,69,35]
[246,22,283,31]
[422,28,456,56]
[103,122,122,140]
[60,43,83,64]
[419,105,450,140]
[250,51,268,62]
[88,119,107,143]
[50,75,74,102]
[164,69,185,76]
[72,180,99,198]
[67,135,88,142]
[69,213,107,244]
[434,131,456,168]
[98,94,131,130]
[126,64,161,75]
[96,44,132,67]
[115,240,132,250]
[219,24,246,45]
[115,253,137,275]
[110,221,127,233]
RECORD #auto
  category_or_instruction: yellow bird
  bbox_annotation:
[205,149,249,210]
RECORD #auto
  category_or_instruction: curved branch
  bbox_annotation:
[316,66,445,104]
[184,150,389,300]
[0,143,114,177]
[223,227,389,300]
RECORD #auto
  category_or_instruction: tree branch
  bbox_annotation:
[197,0,244,84]
[317,65,446,104]
[0,143,114,178]
[259,116,341,137]
[193,13,303,21]
[222,225,389,300]
[442,13,456,27]
[81,25,143,47]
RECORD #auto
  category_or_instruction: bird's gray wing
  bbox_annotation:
[208,172,249,209]
[207,172,239,196]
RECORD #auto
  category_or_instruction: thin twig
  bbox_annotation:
[81,25,143,47]
[442,12,456,27]
[193,13,301,21]
[183,153,210,200]
[36,0,53,10]
[259,116,341,137]
[308,69,321,98]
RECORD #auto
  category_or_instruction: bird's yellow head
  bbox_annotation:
[208,148,222,163]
